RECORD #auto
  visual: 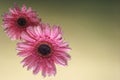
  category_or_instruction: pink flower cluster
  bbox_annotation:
[2,4,71,77]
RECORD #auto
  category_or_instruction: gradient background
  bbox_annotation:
[0,0,120,80]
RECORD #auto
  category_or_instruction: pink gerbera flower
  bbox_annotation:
[17,24,71,77]
[2,4,41,40]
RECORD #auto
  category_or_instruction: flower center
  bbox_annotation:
[37,44,51,56]
[17,18,27,27]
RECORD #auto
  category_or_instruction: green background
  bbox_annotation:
[0,0,120,80]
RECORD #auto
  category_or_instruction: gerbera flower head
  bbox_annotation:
[17,24,71,77]
[2,4,41,40]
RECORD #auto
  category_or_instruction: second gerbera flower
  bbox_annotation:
[2,4,41,40]
[17,24,71,77]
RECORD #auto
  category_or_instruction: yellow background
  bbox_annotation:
[0,0,120,80]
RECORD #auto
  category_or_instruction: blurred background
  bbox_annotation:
[0,0,120,80]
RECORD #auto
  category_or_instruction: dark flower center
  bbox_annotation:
[37,44,51,56]
[17,18,27,26]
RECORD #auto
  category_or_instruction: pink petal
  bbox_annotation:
[54,54,68,66]
[21,4,27,12]
[55,47,71,52]
[33,63,41,75]
[17,52,31,57]
[44,24,51,36]
[59,42,69,47]
[9,8,15,14]
[34,26,43,37]
[56,52,71,60]
[27,56,40,70]
[26,26,37,38]
[49,63,56,76]
[17,42,32,49]
[21,32,36,42]
[55,34,62,40]
[27,7,32,13]
[41,65,47,77]
[51,26,62,39]
[22,55,33,67]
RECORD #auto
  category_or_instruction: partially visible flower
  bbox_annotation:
[17,24,71,77]
[2,4,41,40]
